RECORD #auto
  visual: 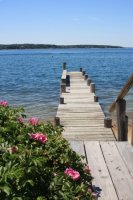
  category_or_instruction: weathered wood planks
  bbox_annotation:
[101,142,133,200]
[70,141,133,200]
[56,71,115,141]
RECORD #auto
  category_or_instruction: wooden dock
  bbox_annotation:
[56,67,133,199]
[57,71,115,141]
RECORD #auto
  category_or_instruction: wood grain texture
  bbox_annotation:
[84,141,118,200]
[100,142,133,200]
[57,71,115,141]
[116,142,133,177]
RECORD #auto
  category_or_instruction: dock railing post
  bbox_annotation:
[90,83,95,93]
[63,62,66,70]
[79,67,82,72]
[66,74,70,86]
[82,71,85,76]
[84,74,88,80]
[61,83,66,93]
[61,62,67,92]
[104,117,112,128]
[54,117,60,126]
[87,78,91,86]
[116,99,128,141]
[94,95,98,102]
[131,119,133,146]
[60,97,64,104]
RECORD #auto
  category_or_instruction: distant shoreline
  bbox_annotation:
[0,44,123,50]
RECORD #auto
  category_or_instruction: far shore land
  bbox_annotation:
[0,44,123,50]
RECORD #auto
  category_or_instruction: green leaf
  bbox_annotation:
[0,185,12,195]
[37,197,47,200]
[22,179,34,187]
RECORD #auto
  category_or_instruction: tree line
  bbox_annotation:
[0,44,122,50]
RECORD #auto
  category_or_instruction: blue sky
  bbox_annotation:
[0,0,133,47]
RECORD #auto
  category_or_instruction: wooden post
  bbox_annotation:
[63,62,66,70]
[84,74,88,80]
[116,99,128,141]
[104,117,112,128]
[54,117,60,126]
[66,75,70,86]
[90,83,95,93]
[94,95,98,102]
[87,78,91,86]
[125,115,128,141]
[131,119,133,146]
[82,71,85,76]
[60,97,64,104]
[79,67,82,72]
[61,83,66,93]
[61,78,66,84]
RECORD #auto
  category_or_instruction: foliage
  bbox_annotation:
[0,44,122,50]
[0,103,96,199]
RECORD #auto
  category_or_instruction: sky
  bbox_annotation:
[0,0,133,47]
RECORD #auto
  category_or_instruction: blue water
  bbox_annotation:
[0,48,133,119]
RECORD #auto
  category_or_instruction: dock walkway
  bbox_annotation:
[56,69,133,199]
[57,71,115,141]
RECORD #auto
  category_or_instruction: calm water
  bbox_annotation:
[0,48,133,119]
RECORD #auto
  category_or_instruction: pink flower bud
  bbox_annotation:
[84,165,91,173]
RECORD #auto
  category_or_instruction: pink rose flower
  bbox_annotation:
[84,165,91,173]
[64,168,80,181]
[30,132,47,144]
[0,100,8,107]
[28,117,39,126]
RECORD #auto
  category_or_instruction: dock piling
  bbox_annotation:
[60,97,64,104]
[104,117,112,128]
[116,99,128,141]
[87,78,92,86]
[61,83,66,93]
[90,83,95,93]
[54,117,60,126]
[94,95,98,102]
[79,67,82,72]
[84,74,88,80]
[63,62,66,70]
[82,71,85,76]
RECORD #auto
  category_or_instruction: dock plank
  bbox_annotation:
[100,142,133,200]
[116,142,133,177]
[84,141,118,200]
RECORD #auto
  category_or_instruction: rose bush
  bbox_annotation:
[0,102,97,199]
